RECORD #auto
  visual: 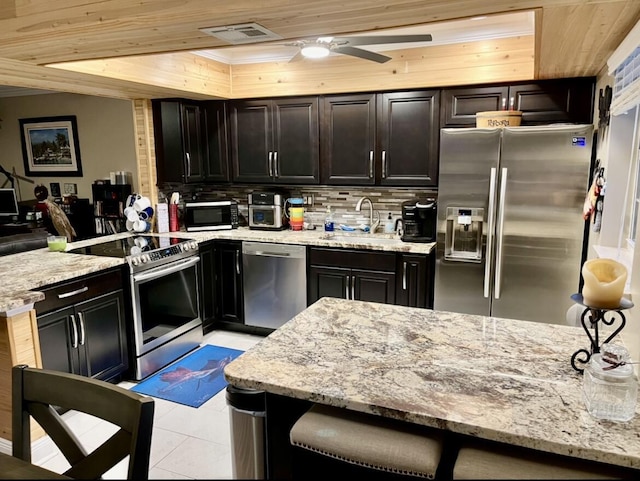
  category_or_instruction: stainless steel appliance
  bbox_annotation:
[184,200,238,231]
[400,198,437,242]
[435,125,593,324]
[69,235,202,379]
[242,241,307,329]
[248,191,288,230]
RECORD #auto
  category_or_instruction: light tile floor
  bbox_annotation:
[35,330,265,479]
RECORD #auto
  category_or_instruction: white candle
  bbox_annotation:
[581,258,627,309]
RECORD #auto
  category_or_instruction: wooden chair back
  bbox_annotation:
[12,365,155,480]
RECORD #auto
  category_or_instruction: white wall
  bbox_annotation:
[593,69,640,365]
[0,93,138,202]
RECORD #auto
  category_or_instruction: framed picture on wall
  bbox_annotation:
[19,115,83,177]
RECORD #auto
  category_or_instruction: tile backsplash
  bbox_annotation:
[159,184,437,231]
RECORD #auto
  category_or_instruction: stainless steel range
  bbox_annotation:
[69,235,202,380]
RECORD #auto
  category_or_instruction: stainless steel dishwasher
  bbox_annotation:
[242,241,307,329]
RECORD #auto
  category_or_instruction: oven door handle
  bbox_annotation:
[133,257,200,283]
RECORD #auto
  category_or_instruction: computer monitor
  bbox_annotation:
[0,188,19,218]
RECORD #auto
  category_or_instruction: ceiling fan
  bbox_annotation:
[286,34,433,63]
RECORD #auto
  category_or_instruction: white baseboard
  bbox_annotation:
[0,435,59,465]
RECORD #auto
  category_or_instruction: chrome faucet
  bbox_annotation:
[355,196,380,233]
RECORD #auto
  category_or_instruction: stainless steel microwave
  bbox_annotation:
[184,200,238,231]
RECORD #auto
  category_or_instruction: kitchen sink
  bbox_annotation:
[321,233,400,245]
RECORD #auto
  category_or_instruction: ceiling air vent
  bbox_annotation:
[199,23,282,44]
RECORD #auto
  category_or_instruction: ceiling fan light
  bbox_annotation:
[301,44,330,59]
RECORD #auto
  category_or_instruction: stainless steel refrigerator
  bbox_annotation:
[434,125,593,323]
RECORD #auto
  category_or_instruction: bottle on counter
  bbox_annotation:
[582,343,638,422]
[324,206,334,232]
[384,212,395,234]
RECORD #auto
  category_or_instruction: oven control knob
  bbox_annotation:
[140,255,148,263]
[131,257,139,266]
[190,241,198,250]
[183,243,190,251]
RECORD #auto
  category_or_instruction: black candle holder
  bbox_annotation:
[570,293,634,372]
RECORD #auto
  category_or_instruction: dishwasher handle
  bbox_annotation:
[252,251,291,258]
[242,242,306,259]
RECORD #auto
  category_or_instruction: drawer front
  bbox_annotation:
[308,247,396,272]
[35,267,125,315]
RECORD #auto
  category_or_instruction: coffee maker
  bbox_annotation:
[399,198,437,242]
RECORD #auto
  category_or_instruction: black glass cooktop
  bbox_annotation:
[68,235,188,258]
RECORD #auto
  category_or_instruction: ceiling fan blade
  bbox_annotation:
[289,50,306,62]
[333,34,432,46]
[332,46,391,63]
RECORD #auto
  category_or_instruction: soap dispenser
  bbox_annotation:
[384,212,395,234]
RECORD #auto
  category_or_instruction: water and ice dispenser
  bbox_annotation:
[444,207,484,262]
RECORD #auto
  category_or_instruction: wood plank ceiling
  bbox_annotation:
[0,0,638,100]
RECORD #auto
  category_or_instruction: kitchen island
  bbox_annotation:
[224,297,640,477]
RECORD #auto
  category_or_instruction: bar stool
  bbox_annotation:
[289,403,446,480]
[452,438,638,480]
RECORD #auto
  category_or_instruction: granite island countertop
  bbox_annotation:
[0,228,433,315]
[224,296,640,470]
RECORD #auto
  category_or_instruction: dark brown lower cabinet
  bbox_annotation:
[35,267,129,383]
[308,265,396,304]
[307,248,396,305]
[199,240,217,334]
[199,240,244,330]
[37,291,129,382]
[216,241,244,324]
[395,253,435,309]
[308,247,435,310]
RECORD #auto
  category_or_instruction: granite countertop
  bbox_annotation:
[224,297,640,470]
[0,228,433,316]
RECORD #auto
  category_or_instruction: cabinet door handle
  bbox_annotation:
[351,275,355,300]
[236,251,241,275]
[509,96,515,110]
[369,151,374,178]
[268,151,273,177]
[346,275,350,299]
[77,312,86,346]
[403,261,407,290]
[70,314,78,349]
[382,150,387,178]
[58,286,88,299]
[501,97,507,110]
[186,152,191,178]
[274,151,279,177]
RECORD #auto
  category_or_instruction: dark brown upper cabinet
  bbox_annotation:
[320,93,377,185]
[202,101,230,183]
[377,90,439,186]
[229,97,319,184]
[441,78,595,127]
[321,91,439,187]
[153,100,206,184]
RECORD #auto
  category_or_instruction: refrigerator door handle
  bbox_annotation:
[494,167,508,299]
[484,167,498,298]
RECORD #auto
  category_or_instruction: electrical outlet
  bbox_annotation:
[304,194,314,206]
